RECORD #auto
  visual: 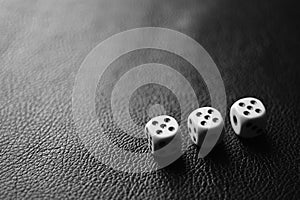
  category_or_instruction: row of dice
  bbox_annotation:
[144,97,266,158]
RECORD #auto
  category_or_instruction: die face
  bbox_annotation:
[188,107,223,130]
[145,115,178,140]
[233,97,266,119]
[230,97,266,138]
[145,115,180,154]
[187,122,206,146]
[230,107,243,135]
[188,107,224,147]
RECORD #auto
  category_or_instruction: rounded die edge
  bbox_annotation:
[229,106,242,135]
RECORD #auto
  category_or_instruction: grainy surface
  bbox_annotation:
[0,0,299,199]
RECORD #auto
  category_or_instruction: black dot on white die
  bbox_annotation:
[164,118,170,123]
[196,112,202,117]
[193,127,196,133]
[201,121,206,126]
[156,130,163,134]
[233,115,238,125]
[243,111,250,116]
[168,126,175,131]
[189,119,192,124]
[160,124,167,129]
[239,102,245,107]
[204,115,210,120]
[212,117,218,123]
[192,135,197,143]
[250,100,257,105]
[188,127,191,133]
[255,108,261,113]
[207,109,214,114]
[152,121,158,125]
[247,105,253,110]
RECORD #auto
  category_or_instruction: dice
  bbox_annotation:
[145,115,181,157]
[187,107,224,158]
[230,97,266,138]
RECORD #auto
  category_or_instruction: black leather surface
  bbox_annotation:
[0,0,299,199]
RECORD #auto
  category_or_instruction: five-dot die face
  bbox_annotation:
[230,97,266,138]
[145,115,181,157]
[187,107,224,157]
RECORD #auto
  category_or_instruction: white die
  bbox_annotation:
[145,115,181,157]
[230,97,266,138]
[187,107,224,157]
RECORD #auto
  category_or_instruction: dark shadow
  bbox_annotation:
[204,142,230,165]
[153,150,186,172]
[238,133,272,154]
[158,156,187,174]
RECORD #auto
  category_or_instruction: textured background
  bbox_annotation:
[0,0,299,199]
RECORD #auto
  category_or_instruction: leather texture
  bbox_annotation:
[0,0,299,199]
